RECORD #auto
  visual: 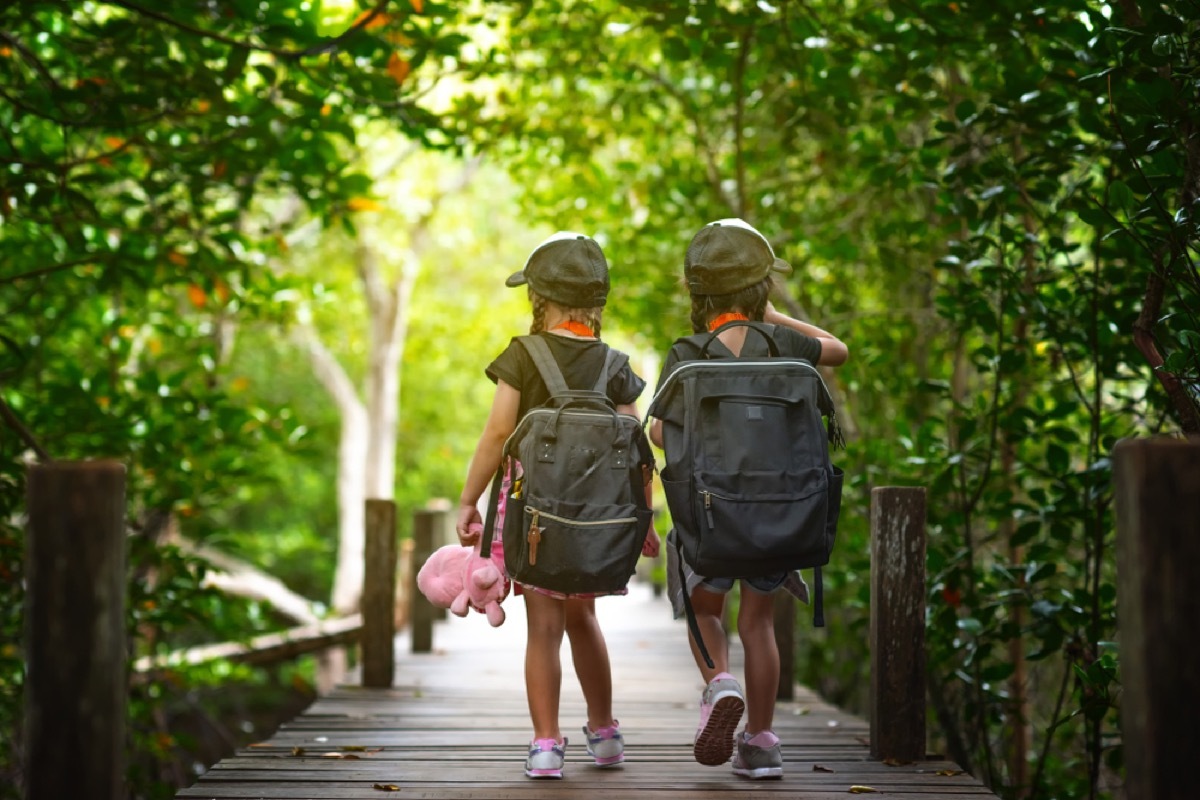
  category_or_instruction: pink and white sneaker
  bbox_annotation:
[693,672,746,766]
[524,737,566,779]
[583,721,625,767]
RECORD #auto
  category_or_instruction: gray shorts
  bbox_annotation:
[665,529,809,619]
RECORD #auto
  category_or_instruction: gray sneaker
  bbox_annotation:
[693,672,746,766]
[732,729,783,779]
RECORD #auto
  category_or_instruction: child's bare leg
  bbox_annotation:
[688,585,731,681]
[564,597,614,730]
[736,586,780,734]
[524,591,567,741]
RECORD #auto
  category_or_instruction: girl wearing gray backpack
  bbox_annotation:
[455,232,659,780]
[647,218,848,780]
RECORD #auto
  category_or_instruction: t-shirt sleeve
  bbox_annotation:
[608,360,647,407]
[775,326,823,364]
[485,338,523,388]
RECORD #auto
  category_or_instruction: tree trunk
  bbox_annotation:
[296,323,369,615]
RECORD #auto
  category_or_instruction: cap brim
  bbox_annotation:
[505,270,528,288]
[771,257,793,276]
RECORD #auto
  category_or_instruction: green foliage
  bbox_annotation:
[5,1,1198,798]
[0,0,486,793]
[475,1,1200,798]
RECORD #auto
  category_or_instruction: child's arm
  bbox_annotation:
[764,301,849,366]
[619,401,661,558]
[649,418,663,449]
[457,380,521,545]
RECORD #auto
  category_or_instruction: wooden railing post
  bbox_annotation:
[361,499,397,688]
[409,507,441,654]
[1114,437,1200,800]
[869,486,927,762]
[25,460,127,800]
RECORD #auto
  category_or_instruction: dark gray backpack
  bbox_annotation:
[647,321,844,655]
[481,336,654,595]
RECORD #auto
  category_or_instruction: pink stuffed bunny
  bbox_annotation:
[416,524,509,627]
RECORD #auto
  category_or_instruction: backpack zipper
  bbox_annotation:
[524,505,639,528]
[523,505,639,566]
[527,510,541,565]
[647,358,835,412]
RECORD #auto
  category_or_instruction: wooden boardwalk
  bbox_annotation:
[177,582,998,799]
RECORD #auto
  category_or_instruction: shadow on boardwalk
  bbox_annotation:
[178,581,997,799]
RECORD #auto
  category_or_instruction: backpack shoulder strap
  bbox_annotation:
[594,347,628,394]
[520,335,628,398]
[517,335,569,397]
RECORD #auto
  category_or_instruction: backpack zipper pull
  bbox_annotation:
[703,492,714,529]
[527,510,542,565]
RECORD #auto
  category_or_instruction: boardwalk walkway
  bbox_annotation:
[178,581,997,799]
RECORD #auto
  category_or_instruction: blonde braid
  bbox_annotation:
[529,292,547,334]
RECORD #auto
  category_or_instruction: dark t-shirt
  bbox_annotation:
[654,324,823,393]
[487,333,647,417]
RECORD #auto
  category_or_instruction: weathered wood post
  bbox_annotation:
[361,499,397,688]
[25,460,127,800]
[1114,437,1200,800]
[409,507,441,653]
[869,486,927,762]
[774,592,796,700]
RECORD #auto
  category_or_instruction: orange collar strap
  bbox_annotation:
[552,320,595,337]
[708,312,749,332]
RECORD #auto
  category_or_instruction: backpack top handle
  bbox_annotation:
[699,320,780,359]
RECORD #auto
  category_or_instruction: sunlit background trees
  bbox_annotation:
[4,1,1198,798]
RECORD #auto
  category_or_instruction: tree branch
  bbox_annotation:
[105,0,393,62]
[0,393,52,462]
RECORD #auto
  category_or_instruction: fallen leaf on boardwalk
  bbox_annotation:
[247,743,270,748]
[813,764,835,772]
[322,751,359,758]
[848,786,880,794]
[373,784,401,792]
[883,758,913,766]
[290,747,305,757]
[936,769,966,777]
[343,746,368,751]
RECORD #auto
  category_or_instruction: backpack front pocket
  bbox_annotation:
[505,495,649,595]
[692,466,831,577]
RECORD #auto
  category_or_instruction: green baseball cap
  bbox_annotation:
[684,218,792,295]
[506,232,609,308]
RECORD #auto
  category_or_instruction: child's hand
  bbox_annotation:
[641,526,661,558]
[457,503,482,545]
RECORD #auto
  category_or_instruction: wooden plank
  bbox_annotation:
[178,581,996,800]
[1114,437,1200,800]
[25,460,127,800]
[870,486,927,762]
[362,499,398,687]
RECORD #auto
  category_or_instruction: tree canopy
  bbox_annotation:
[4,1,1199,798]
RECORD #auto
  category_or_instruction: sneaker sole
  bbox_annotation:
[524,768,563,779]
[588,752,625,767]
[693,694,746,766]
[732,764,784,779]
